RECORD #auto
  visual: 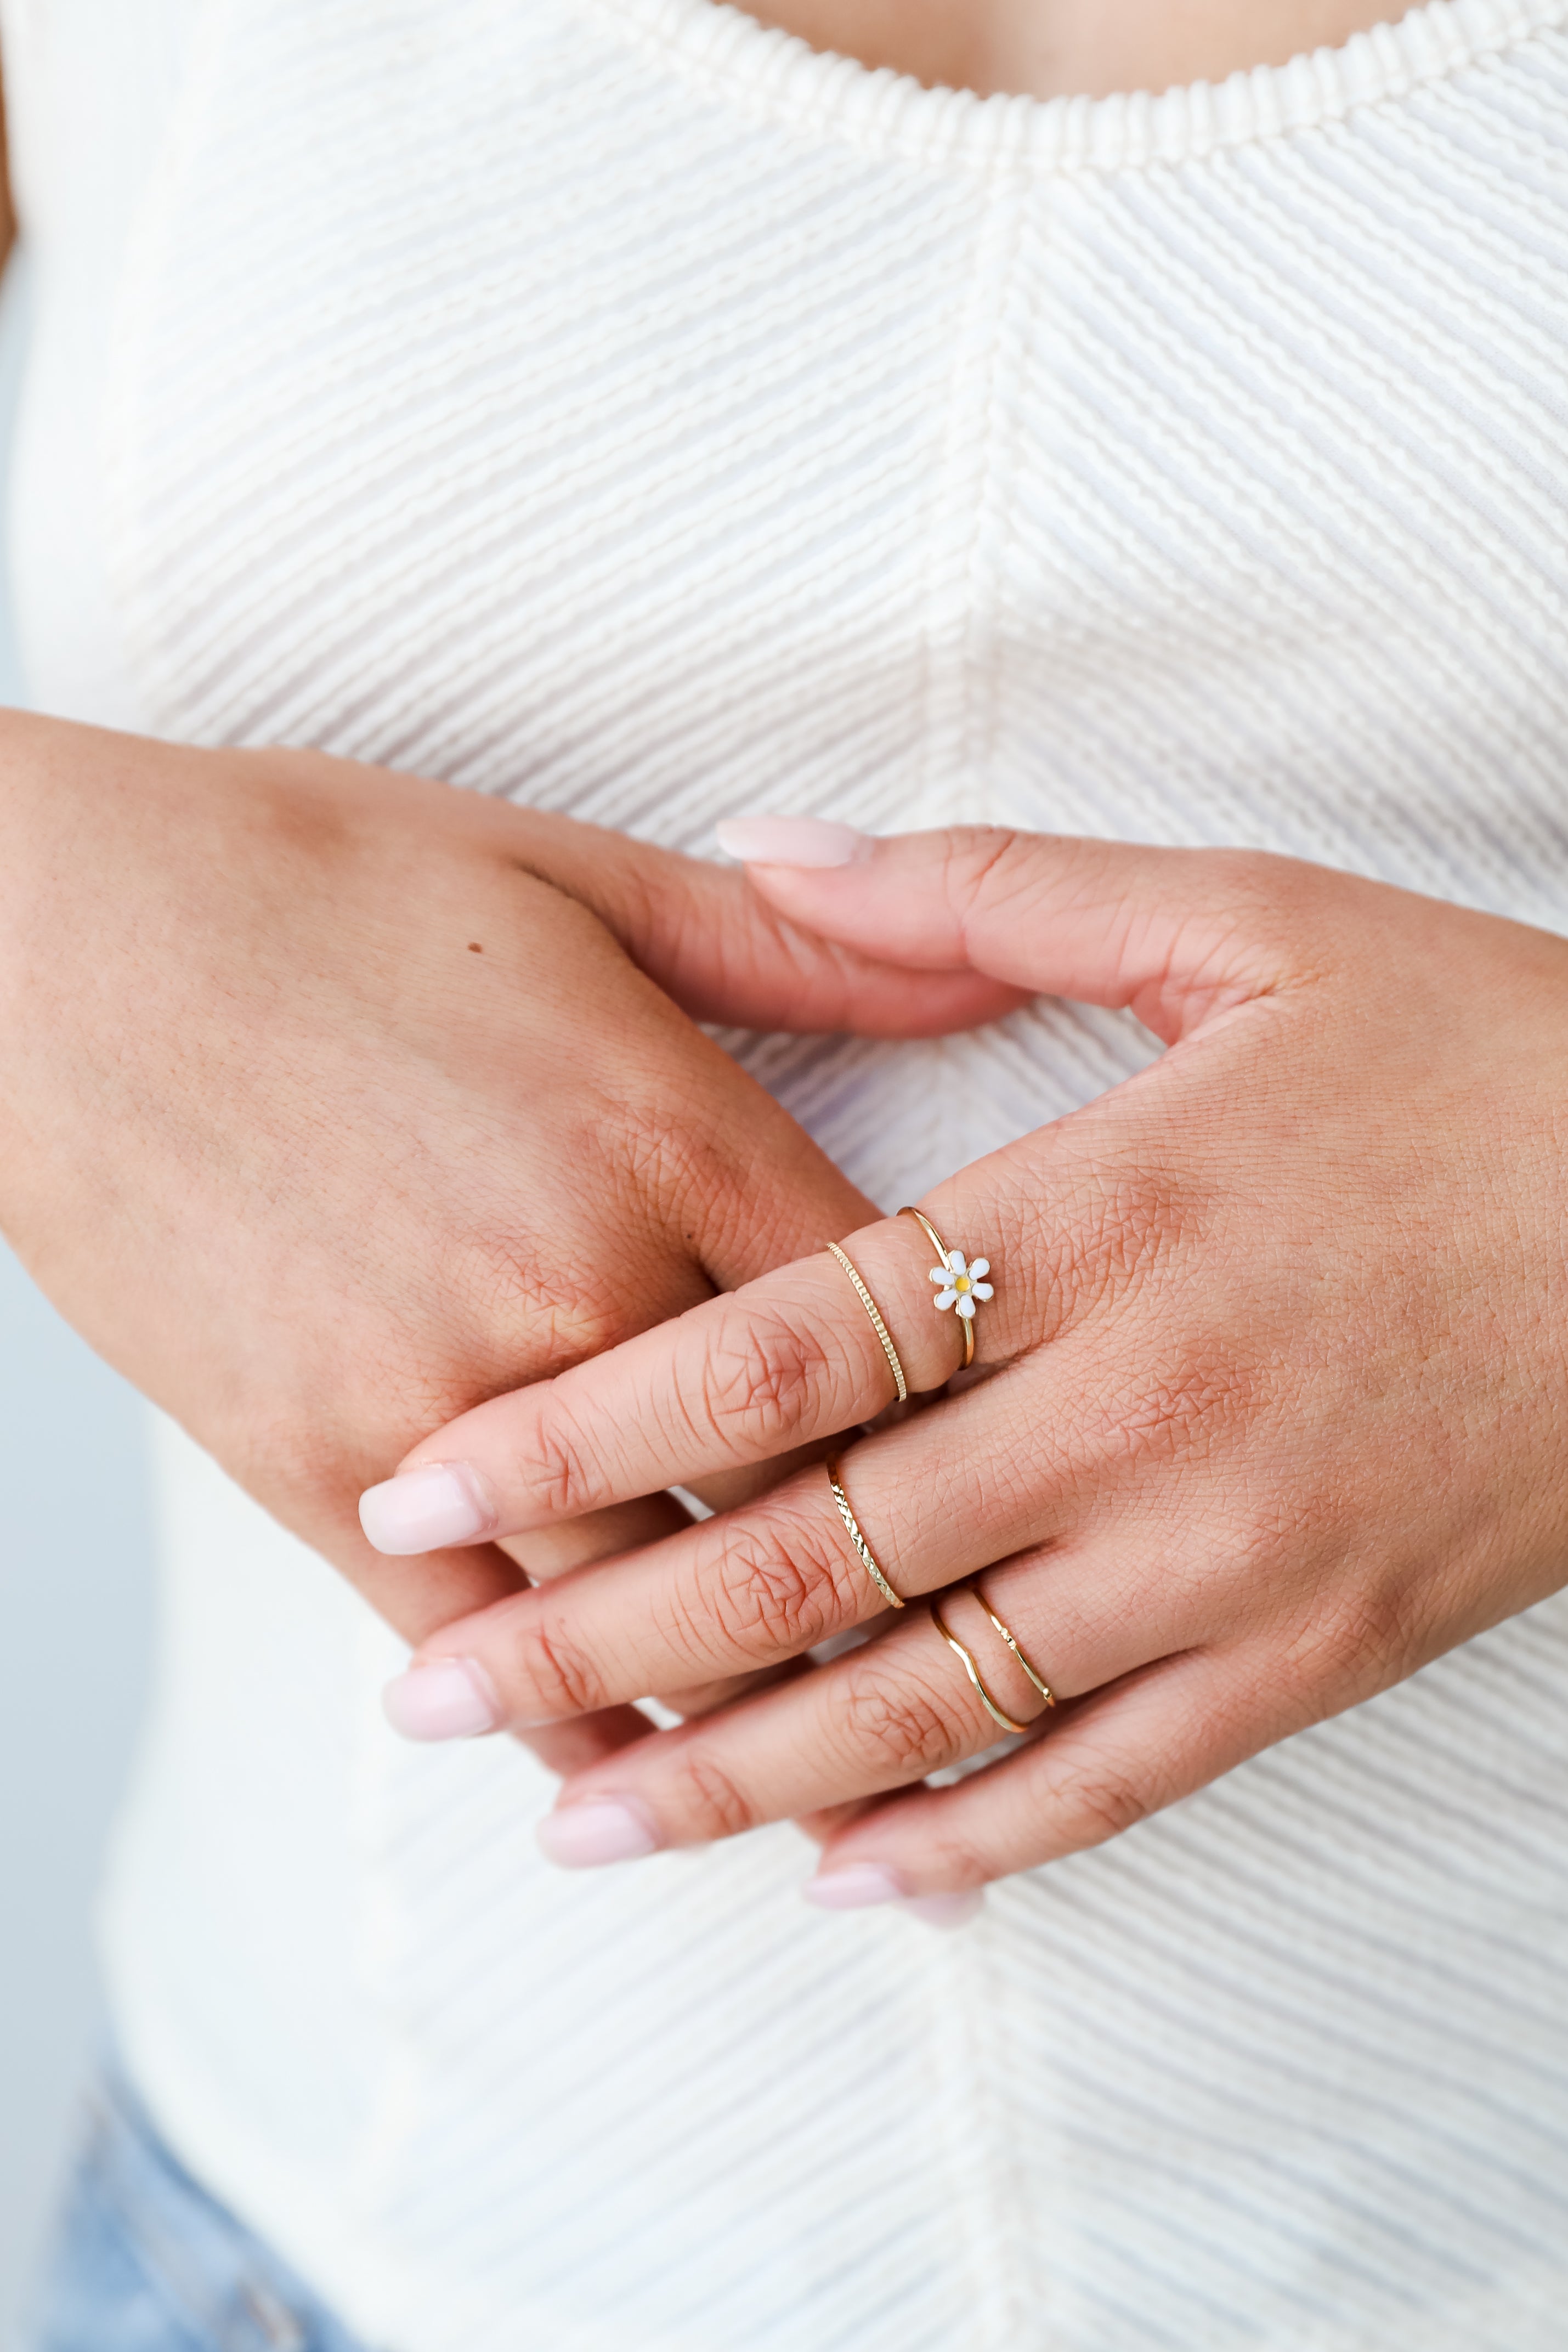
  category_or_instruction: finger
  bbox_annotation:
[386,1455,819,1765]
[363,1189,1024,1552]
[509,1492,698,1768]
[505,1467,819,1722]
[497,1491,693,1584]
[801,1644,1287,1896]
[378,1494,699,1772]
[512,1707,656,1776]
[334,1525,653,1770]
[718,821,1319,1045]
[491,806,1029,1040]
[529,1567,1179,1860]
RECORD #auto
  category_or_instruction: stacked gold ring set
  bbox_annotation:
[823,1208,1056,1740]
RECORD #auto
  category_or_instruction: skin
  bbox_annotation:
[383,829,1568,1895]
[739,0,1418,100]
[0,1,1473,1839]
[0,717,1020,1773]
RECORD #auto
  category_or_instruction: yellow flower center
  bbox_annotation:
[954,1275,971,1293]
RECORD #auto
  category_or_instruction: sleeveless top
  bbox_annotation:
[7,3,1568,2345]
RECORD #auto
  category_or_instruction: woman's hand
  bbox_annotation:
[0,725,1019,1772]
[372,824,1568,1896]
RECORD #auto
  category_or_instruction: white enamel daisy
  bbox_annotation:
[930,1248,994,1322]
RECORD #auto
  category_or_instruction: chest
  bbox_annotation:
[740,0,1423,102]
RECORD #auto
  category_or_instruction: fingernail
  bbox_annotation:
[715,816,872,869]
[382,1656,502,1742]
[901,1890,985,1931]
[359,1461,494,1555]
[801,1863,910,1911]
[536,1798,662,1869]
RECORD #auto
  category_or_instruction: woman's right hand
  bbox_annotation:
[0,716,1019,1766]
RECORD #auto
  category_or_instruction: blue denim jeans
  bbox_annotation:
[24,2065,372,2352]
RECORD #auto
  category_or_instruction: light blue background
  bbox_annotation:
[0,252,157,2347]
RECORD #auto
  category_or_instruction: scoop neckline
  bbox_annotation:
[592,0,1568,169]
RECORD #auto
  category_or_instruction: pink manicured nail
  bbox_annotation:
[901,1891,985,1931]
[536,1799,662,1869]
[359,1462,493,1555]
[801,1863,910,1911]
[382,1657,502,1742]
[715,816,872,868]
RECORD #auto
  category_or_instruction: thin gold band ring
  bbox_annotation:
[899,1205,975,1369]
[825,1242,908,1404]
[929,1597,1033,1737]
[825,1456,904,1612]
[963,1583,1056,1711]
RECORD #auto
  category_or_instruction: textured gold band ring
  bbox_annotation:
[825,1456,905,1611]
[825,1242,908,1404]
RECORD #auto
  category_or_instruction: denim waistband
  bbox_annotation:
[22,2060,373,2352]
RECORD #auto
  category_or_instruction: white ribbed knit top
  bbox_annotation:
[8,3,1568,2347]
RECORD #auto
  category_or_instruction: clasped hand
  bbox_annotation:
[0,719,1015,1779]
[370,826,1568,1903]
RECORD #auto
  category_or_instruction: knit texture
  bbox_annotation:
[12,1,1568,2345]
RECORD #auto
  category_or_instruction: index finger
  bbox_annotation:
[358,1191,1031,1554]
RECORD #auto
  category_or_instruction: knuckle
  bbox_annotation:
[838,1652,966,1781]
[694,1505,853,1658]
[916,1828,992,1891]
[1107,1346,1256,1472]
[1078,1166,1187,1295]
[1290,1574,1425,1701]
[598,1098,695,1206]
[1006,1164,1187,1339]
[456,1235,630,1379]
[509,1608,609,1720]
[942,826,1032,934]
[1044,1752,1152,1847]
[1048,1342,1260,1500]
[670,1746,761,1842]
[516,1396,615,1519]
[693,1304,837,1450]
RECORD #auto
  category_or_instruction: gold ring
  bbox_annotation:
[929,1596,1034,1736]
[899,1205,993,1369]
[825,1456,904,1611]
[825,1242,908,1404]
[964,1583,1056,1711]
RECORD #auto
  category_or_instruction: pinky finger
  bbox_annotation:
[803,1648,1280,1906]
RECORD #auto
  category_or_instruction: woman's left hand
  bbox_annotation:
[366,826,1568,1904]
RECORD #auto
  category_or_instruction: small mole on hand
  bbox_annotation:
[468,942,484,953]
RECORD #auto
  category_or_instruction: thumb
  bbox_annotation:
[714,818,1332,1047]
[496,807,1029,1039]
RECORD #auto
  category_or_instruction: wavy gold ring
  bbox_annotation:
[929,1596,1034,1737]
[930,1585,1057,1737]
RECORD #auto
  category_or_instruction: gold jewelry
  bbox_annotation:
[825,1242,908,1404]
[899,1206,994,1369]
[825,1456,904,1611]
[929,1596,1034,1737]
[964,1583,1056,1711]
